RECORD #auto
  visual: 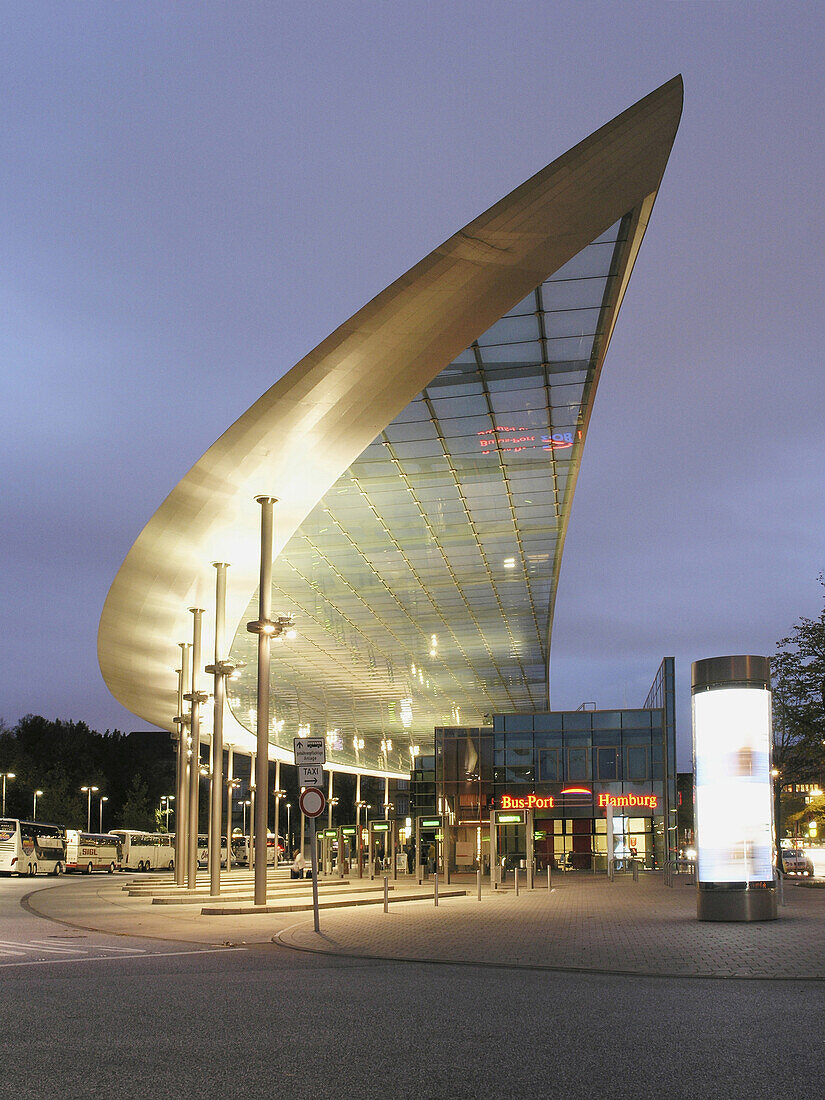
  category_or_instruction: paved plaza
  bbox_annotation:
[28,870,825,980]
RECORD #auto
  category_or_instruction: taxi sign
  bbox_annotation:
[298,763,324,788]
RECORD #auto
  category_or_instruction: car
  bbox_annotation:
[779,849,814,876]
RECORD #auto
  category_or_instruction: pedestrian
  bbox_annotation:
[291,848,306,880]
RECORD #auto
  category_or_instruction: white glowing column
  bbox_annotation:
[692,655,777,922]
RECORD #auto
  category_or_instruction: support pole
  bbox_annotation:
[355,774,362,879]
[187,609,204,890]
[328,769,333,830]
[225,744,234,871]
[252,495,275,907]
[209,562,228,897]
[174,645,190,887]
[249,753,256,873]
[274,759,281,865]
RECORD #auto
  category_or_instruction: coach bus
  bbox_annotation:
[196,834,228,868]
[65,830,121,873]
[110,830,175,872]
[229,832,282,866]
[0,819,66,876]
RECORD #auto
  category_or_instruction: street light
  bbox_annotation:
[1,773,15,816]
[33,789,43,820]
[99,796,108,832]
[159,794,175,831]
[80,785,99,832]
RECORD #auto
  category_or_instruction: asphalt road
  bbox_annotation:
[1,875,823,1099]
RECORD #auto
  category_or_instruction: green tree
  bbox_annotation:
[772,575,825,838]
[120,775,154,830]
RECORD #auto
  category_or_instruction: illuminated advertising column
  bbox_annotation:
[692,655,777,922]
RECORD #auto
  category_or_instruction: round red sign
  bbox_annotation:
[299,786,326,818]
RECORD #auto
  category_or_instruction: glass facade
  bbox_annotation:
[226,219,639,773]
[412,658,676,872]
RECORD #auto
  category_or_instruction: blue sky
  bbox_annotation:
[1,2,823,768]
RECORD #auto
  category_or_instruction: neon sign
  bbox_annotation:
[501,793,554,810]
[597,793,658,810]
[477,426,582,455]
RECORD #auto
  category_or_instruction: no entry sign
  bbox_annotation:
[299,786,326,818]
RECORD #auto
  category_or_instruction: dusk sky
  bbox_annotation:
[2,3,823,768]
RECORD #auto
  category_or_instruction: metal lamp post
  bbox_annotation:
[81,786,99,832]
[99,795,108,832]
[1,773,15,816]
[33,789,43,820]
[246,495,296,905]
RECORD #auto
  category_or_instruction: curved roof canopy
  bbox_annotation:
[99,77,683,775]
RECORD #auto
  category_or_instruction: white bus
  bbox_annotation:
[64,830,121,874]
[0,819,66,876]
[229,833,283,866]
[110,830,175,872]
[196,834,228,868]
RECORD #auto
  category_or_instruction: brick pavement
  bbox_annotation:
[275,874,825,979]
[31,871,825,979]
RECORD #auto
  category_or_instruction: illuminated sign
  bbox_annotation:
[477,426,582,455]
[321,829,337,838]
[693,686,773,884]
[597,793,658,810]
[496,813,524,824]
[501,793,555,810]
[420,818,442,828]
[560,787,591,796]
[341,827,356,836]
[371,822,390,832]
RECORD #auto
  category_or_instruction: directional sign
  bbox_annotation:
[299,786,326,818]
[294,737,326,766]
[298,763,324,788]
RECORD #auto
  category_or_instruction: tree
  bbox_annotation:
[120,775,154,831]
[772,574,825,838]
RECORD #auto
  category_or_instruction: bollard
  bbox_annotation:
[477,868,482,902]
[632,859,639,883]
[547,864,552,891]
[383,874,389,913]
[607,859,614,882]
[514,867,519,896]
[434,872,439,907]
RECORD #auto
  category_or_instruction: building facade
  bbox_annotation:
[413,658,676,871]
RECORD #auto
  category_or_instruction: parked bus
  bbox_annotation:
[110,830,175,872]
[0,819,66,876]
[229,833,283,866]
[196,834,228,868]
[65,830,121,874]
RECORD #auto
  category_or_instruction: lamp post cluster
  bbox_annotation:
[164,494,415,906]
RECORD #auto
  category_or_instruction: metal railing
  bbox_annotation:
[664,858,696,887]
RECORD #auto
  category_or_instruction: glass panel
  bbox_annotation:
[597,747,620,781]
[478,315,541,345]
[567,747,589,781]
[538,748,559,781]
[626,745,649,781]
